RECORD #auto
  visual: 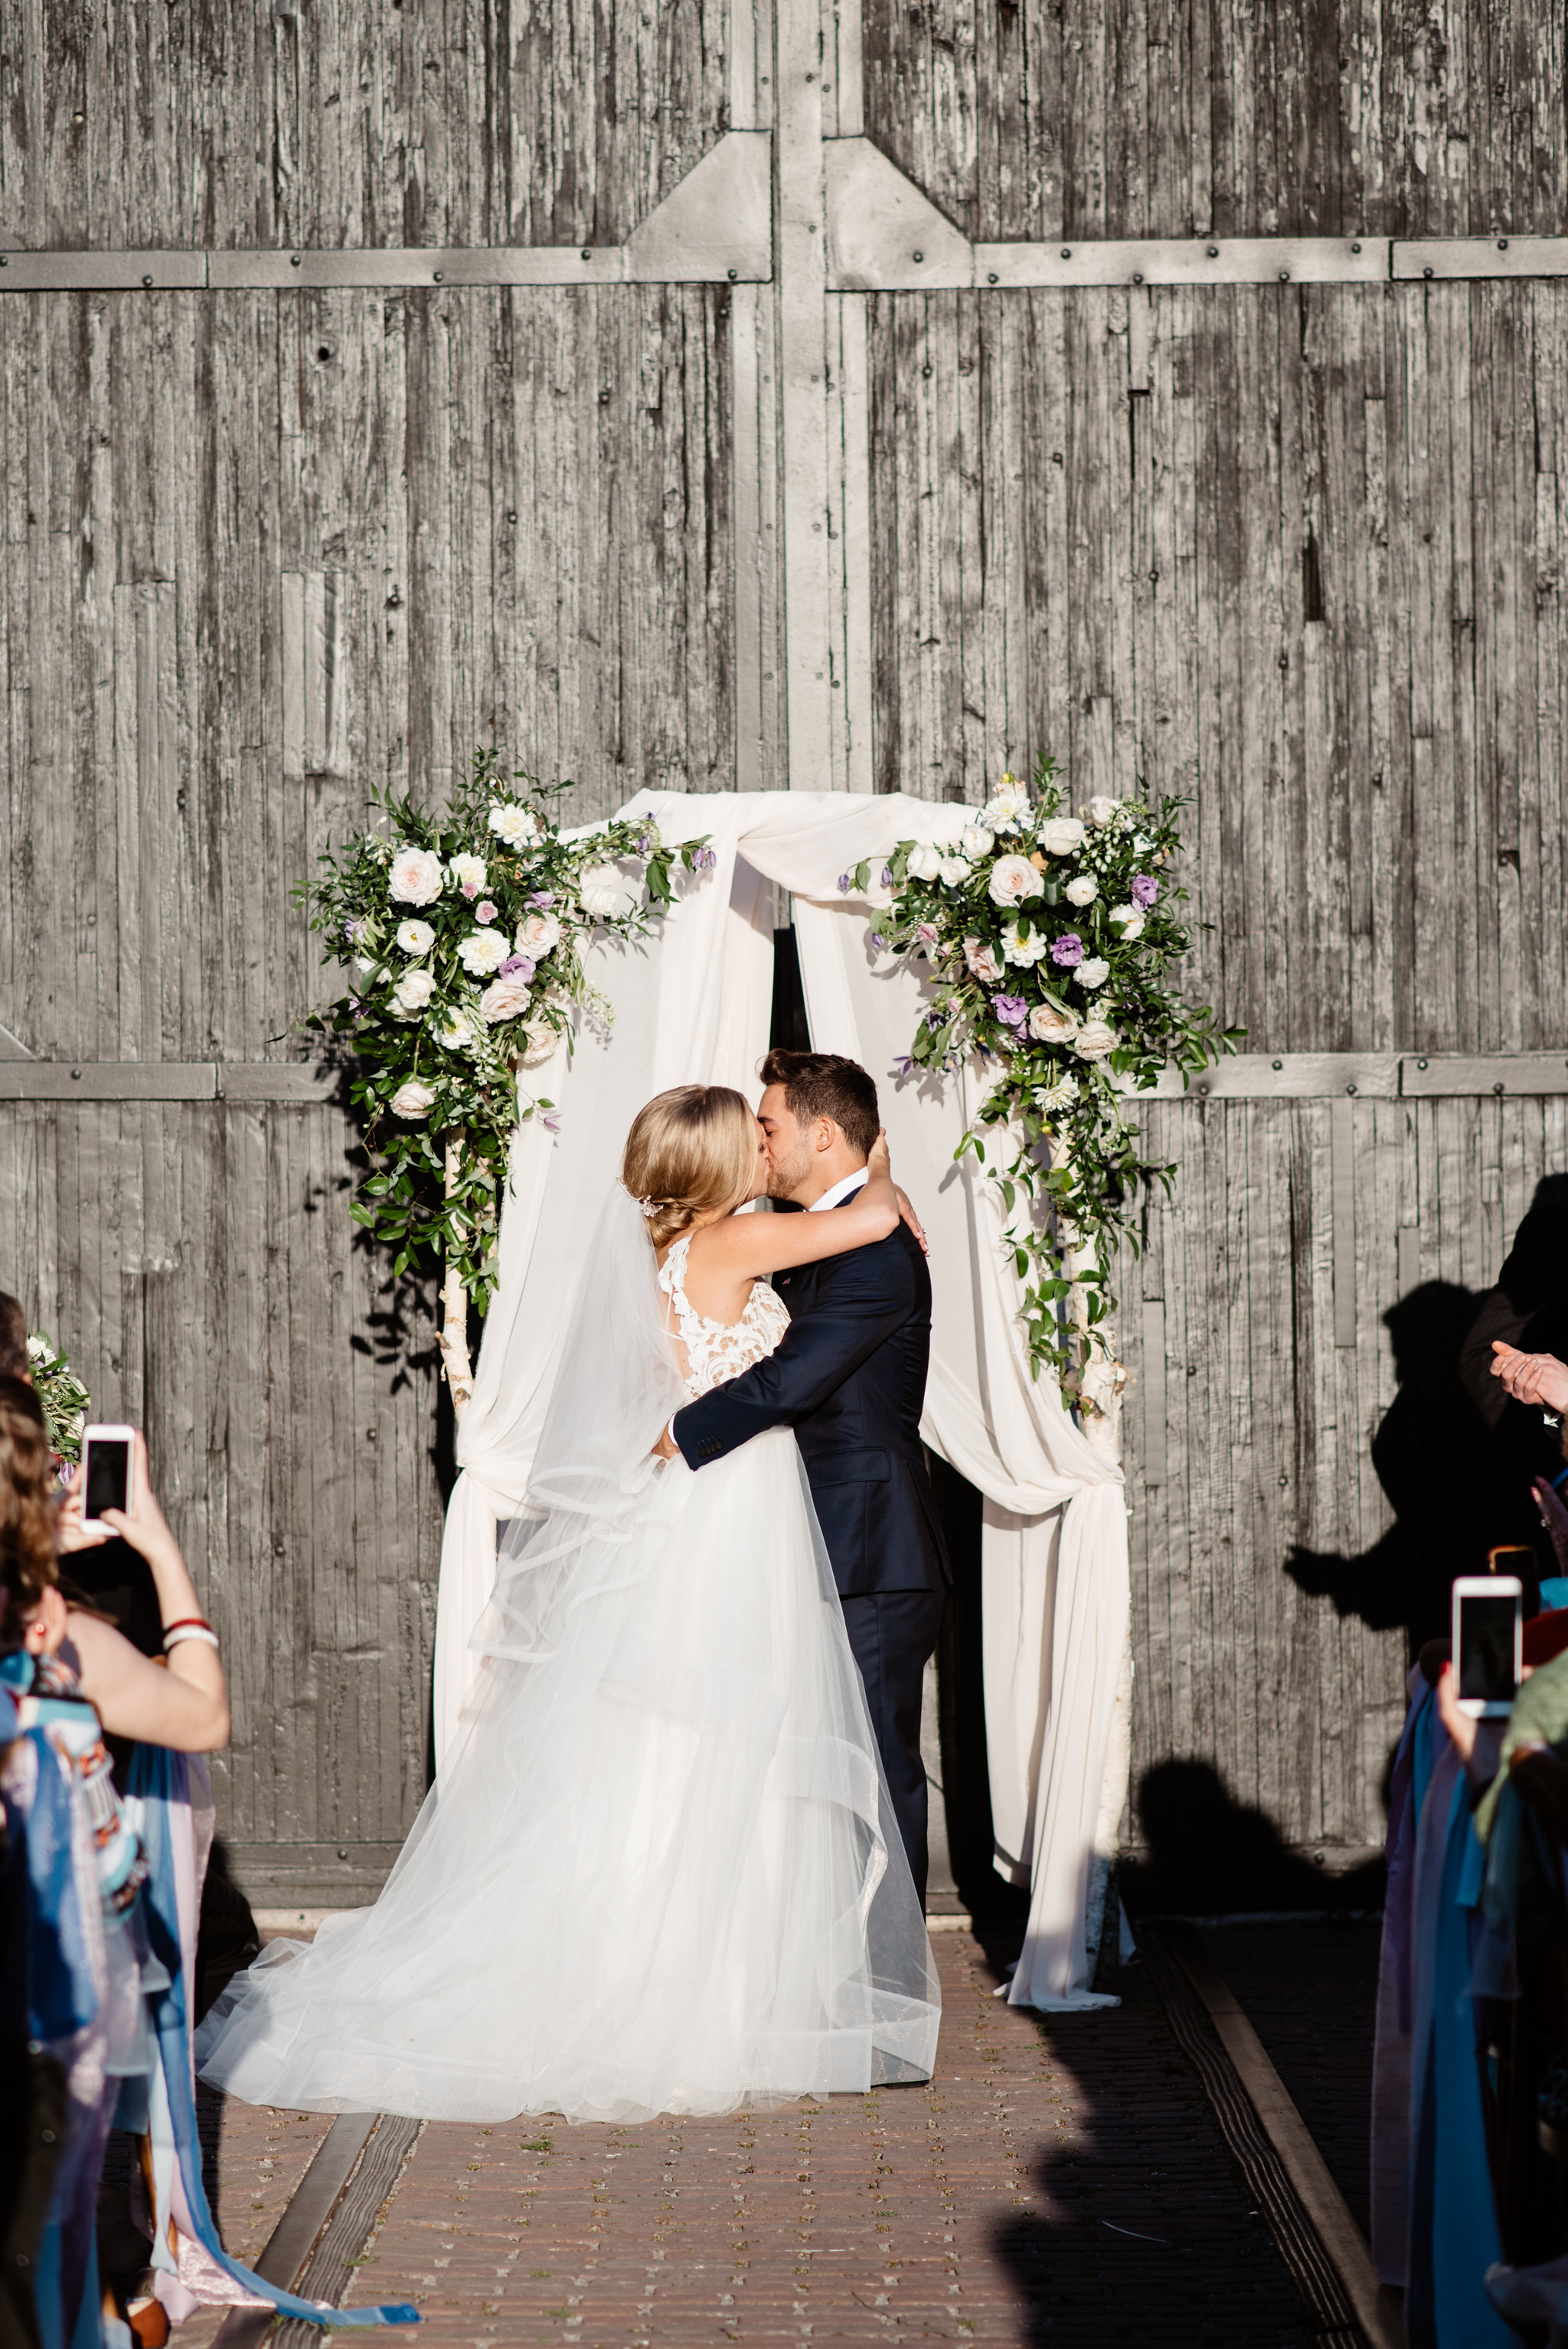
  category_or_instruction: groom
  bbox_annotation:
[658,1048,950,1903]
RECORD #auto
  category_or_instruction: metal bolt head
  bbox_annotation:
[581,248,592,263]
[142,273,153,286]
[1351,241,1362,253]
[1278,269,1289,282]
[1132,271,1144,284]
[1493,1080,1505,1095]
[1346,1081,1357,1095]
[1271,1058,1282,1071]
[433,270,443,283]
[1416,1057,1429,1070]
[1060,247,1071,260]
[727,266,737,280]
[1423,266,1434,279]
[913,250,923,263]
[0,255,8,266]
[1206,245,1219,259]
[505,510,517,524]
[291,253,301,266]
[987,271,998,285]
[1498,237,1509,251]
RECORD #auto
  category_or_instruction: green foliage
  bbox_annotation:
[296,752,708,1316]
[877,756,1243,1399]
[26,1331,90,1464]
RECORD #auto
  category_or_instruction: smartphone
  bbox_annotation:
[81,1424,134,1534]
[1452,1575,1523,1717]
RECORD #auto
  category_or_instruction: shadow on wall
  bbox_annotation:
[1118,1759,1386,1918]
[1285,1270,1561,1657]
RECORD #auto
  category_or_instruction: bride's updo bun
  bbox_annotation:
[622,1086,759,1252]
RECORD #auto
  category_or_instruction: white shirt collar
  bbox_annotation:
[808,1167,870,1214]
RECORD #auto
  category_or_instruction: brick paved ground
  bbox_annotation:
[318,1928,1319,2347]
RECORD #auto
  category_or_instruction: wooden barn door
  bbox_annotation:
[4,0,1568,1906]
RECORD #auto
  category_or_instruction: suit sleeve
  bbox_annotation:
[673,1241,911,1471]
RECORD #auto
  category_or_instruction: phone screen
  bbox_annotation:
[1458,1591,1519,1704]
[85,1439,130,1521]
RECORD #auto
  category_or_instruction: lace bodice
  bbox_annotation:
[658,1232,790,1400]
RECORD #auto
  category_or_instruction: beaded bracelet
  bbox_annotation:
[163,1624,220,1651]
[161,1616,212,1638]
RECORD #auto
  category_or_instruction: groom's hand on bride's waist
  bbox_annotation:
[653,1421,681,1462]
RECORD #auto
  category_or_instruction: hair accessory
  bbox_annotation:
[637,1197,659,1219]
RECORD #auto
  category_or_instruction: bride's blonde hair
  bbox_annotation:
[622,1086,758,1252]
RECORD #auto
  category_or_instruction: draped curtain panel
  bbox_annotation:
[433,792,1131,2009]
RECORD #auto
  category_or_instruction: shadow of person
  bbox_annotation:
[1117,1758,1385,1918]
[1285,1277,1539,1655]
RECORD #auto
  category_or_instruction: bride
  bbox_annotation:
[198,1085,940,2122]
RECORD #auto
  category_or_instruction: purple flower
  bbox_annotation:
[1050,933,1085,968]
[344,916,365,947]
[346,995,361,1014]
[926,1007,946,1031]
[541,1110,563,1134]
[693,845,717,873]
[499,953,537,982]
[881,866,894,887]
[637,835,650,853]
[892,1054,915,1078]
[916,921,939,944]
[528,890,555,909]
[992,994,1029,1028]
[838,873,853,894]
[870,931,888,952]
[1131,873,1158,908]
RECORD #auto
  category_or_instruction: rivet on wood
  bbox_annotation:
[1498,238,1509,251]
[291,254,301,266]
[1278,270,1289,282]
[1351,242,1362,254]
[987,273,998,285]
[1423,266,1434,279]
[71,1070,81,1081]
[913,250,923,263]
[922,365,932,377]
[1132,272,1144,284]
[1271,1059,1282,1071]
[1417,1057,1429,1070]
[1060,248,1071,260]
[505,511,517,524]
[1493,1081,1505,1095]
[1346,1082,1357,1095]
[727,268,737,281]
[142,273,153,286]
[1206,246,1218,259]
[0,256,7,266]
[581,249,592,262]
[433,270,443,283]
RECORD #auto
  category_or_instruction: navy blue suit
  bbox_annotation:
[672,1210,949,1902]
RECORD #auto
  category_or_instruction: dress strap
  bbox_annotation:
[657,1233,695,1320]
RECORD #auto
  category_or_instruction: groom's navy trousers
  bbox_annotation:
[671,1215,950,1904]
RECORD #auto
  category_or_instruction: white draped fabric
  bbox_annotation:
[432,791,1132,2010]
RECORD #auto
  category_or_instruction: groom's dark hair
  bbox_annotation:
[760,1050,880,1159]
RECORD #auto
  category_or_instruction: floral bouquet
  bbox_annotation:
[861,757,1240,1400]
[299,750,712,1400]
[27,1331,90,1467]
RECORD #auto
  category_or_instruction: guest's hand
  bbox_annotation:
[893,1185,928,1254]
[653,1423,679,1462]
[1435,1660,1478,1763]
[1491,1341,1568,1413]
[56,1461,106,1553]
[99,1433,182,1574]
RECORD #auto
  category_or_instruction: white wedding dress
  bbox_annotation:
[197,1191,940,2122]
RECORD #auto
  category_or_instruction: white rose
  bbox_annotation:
[520,1015,560,1067]
[987,854,1044,909]
[388,846,443,905]
[1073,1019,1119,1060]
[1064,875,1099,907]
[449,852,488,898]
[478,976,533,1024]
[1076,956,1111,989]
[1001,920,1048,966]
[457,928,510,975]
[436,1006,480,1050]
[1028,999,1080,1043]
[487,802,540,849]
[938,855,972,887]
[960,824,994,859]
[395,919,436,956]
[578,862,635,920]
[906,844,944,883]
[1037,818,1086,857]
[1085,796,1119,828]
[389,1078,436,1119]
[517,911,562,959]
[1108,903,1145,940]
[963,936,1003,985]
[1037,1073,1080,1110]
[390,968,436,1017]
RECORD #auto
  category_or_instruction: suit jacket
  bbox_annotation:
[671,1213,950,1598]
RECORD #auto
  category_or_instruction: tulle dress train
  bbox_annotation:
[196,1202,940,2123]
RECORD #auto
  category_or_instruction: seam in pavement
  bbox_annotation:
[211,2112,423,2347]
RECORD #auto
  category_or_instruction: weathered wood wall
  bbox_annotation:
[1,0,1559,1897]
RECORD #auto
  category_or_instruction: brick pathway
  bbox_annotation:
[319,1929,1318,2346]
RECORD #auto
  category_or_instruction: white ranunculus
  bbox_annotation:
[1076,956,1111,989]
[488,802,540,849]
[1037,1073,1080,1110]
[963,936,1003,985]
[517,910,562,959]
[960,824,995,860]
[390,968,436,1017]
[478,975,533,1024]
[449,851,488,898]
[938,855,972,887]
[1037,818,1086,857]
[395,918,436,956]
[1073,1018,1119,1061]
[1001,920,1048,966]
[457,927,510,975]
[982,778,1031,830]
[1028,998,1079,1043]
[1085,796,1119,828]
[1064,874,1099,907]
[906,843,945,882]
[388,846,443,905]
[1108,903,1145,940]
[578,862,635,920]
[390,1078,436,1119]
[987,854,1044,909]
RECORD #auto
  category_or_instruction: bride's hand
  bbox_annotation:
[894,1185,928,1254]
[868,1129,892,1178]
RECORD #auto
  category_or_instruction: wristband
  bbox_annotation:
[160,1616,213,1636]
[163,1624,220,1651]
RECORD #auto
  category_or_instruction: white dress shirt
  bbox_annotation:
[808,1167,870,1214]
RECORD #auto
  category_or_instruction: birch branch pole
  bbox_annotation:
[439,1137,476,1416]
